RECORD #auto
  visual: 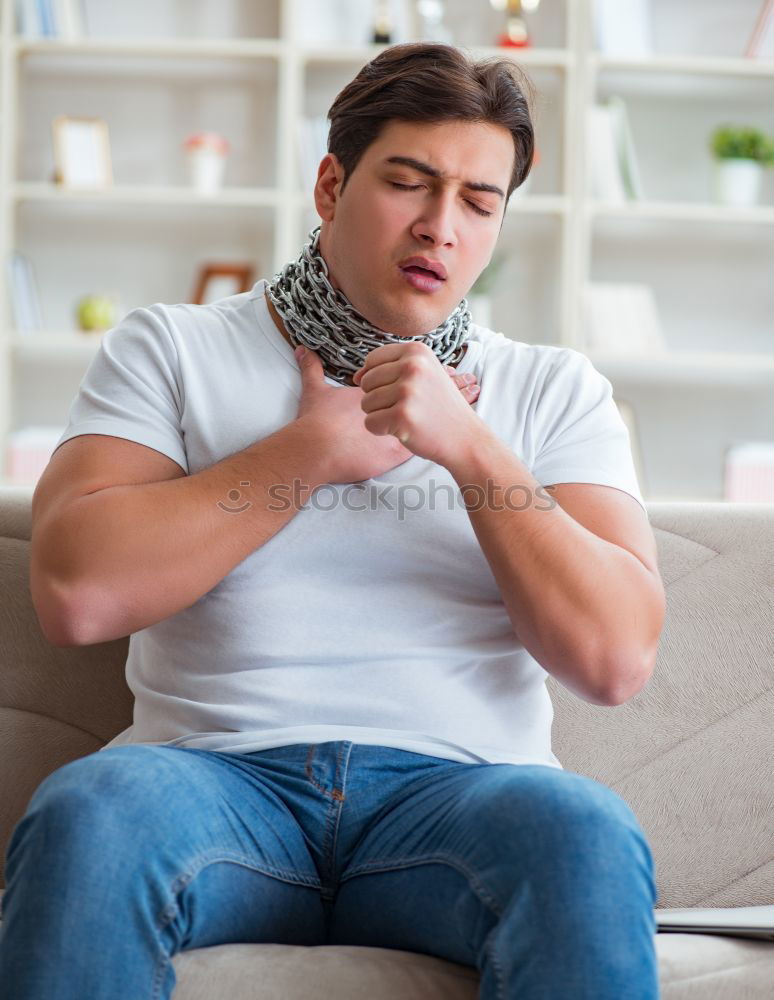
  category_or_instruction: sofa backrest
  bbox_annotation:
[1,487,772,908]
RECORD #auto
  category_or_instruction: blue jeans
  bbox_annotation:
[0,741,659,999]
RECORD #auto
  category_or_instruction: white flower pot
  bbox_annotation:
[187,147,227,195]
[713,159,763,207]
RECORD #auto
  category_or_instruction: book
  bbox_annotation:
[592,0,654,57]
[656,905,774,941]
[607,96,644,200]
[744,0,774,59]
[52,0,85,40]
[588,104,627,202]
[6,252,44,334]
[583,282,666,356]
[16,0,85,39]
[296,115,330,192]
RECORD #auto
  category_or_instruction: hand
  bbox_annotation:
[352,341,483,469]
[294,345,479,484]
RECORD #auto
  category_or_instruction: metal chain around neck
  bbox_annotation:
[265,225,471,385]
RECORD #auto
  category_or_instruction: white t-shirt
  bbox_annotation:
[54,279,645,768]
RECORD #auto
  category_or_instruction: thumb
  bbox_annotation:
[295,345,322,381]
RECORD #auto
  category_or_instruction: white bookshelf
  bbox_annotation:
[2,0,774,502]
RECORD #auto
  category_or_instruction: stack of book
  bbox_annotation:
[15,0,86,39]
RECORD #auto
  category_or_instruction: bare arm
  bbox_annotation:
[445,425,664,707]
[31,418,327,647]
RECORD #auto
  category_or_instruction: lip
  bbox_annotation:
[398,266,445,294]
[397,256,448,281]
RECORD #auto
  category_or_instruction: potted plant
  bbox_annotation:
[709,124,774,207]
[467,253,507,329]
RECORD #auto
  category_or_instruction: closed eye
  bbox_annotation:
[388,182,493,218]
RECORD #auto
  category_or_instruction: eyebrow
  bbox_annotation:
[383,156,505,200]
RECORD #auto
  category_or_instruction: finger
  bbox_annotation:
[354,358,404,392]
[452,372,478,390]
[463,384,481,404]
[359,381,401,415]
[353,342,432,385]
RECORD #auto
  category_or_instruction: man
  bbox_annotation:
[1,43,665,999]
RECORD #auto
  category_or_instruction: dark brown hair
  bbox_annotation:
[327,43,537,201]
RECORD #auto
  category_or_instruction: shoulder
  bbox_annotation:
[114,280,265,356]
[474,327,597,391]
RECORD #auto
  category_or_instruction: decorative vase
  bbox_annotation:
[184,132,230,195]
[713,158,763,207]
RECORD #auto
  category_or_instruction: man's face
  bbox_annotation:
[314,118,513,337]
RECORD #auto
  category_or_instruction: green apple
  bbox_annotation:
[76,295,117,332]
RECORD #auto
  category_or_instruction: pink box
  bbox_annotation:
[7,427,64,486]
[724,444,774,502]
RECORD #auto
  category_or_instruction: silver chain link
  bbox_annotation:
[265,225,471,385]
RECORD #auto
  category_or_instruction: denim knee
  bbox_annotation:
[464,766,656,890]
[15,746,187,862]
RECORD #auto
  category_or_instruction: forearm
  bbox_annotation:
[446,427,661,706]
[33,418,327,645]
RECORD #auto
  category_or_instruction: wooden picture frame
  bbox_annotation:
[191,263,255,305]
[52,115,113,190]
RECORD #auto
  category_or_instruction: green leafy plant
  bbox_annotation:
[470,253,507,297]
[710,125,774,166]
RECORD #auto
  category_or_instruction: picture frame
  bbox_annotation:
[52,115,113,190]
[191,263,256,305]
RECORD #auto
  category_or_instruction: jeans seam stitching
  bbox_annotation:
[340,853,503,917]
[305,744,344,800]
[154,852,322,934]
[151,946,171,1000]
[322,742,353,896]
[485,925,506,1000]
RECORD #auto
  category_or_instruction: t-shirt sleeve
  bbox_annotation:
[53,304,188,473]
[529,348,645,512]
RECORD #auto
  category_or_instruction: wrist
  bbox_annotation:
[444,422,510,484]
[253,418,330,496]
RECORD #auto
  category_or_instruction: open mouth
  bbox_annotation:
[398,265,446,292]
[401,264,445,281]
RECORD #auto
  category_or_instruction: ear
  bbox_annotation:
[314,152,346,221]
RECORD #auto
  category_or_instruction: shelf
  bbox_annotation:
[293,190,569,216]
[10,332,105,361]
[13,183,280,208]
[593,53,774,80]
[590,200,774,225]
[3,0,773,503]
[14,37,286,59]
[301,44,572,69]
[588,350,774,385]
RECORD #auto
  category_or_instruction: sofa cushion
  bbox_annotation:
[166,933,774,1000]
[2,888,773,1000]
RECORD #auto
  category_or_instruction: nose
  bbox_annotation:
[410,191,457,249]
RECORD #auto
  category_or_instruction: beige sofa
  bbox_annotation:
[1,485,773,998]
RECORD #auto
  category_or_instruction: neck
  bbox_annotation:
[265,227,471,384]
[266,293,294,350]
